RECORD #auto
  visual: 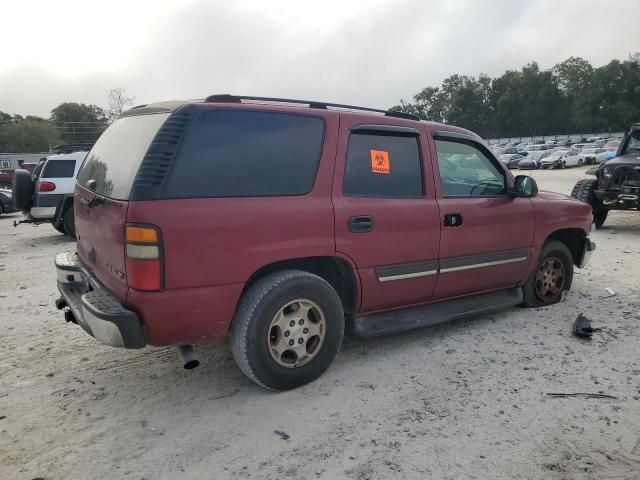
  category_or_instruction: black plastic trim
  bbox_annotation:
[375,260,438,280]
[353,288,523,337]
[350,124,419,136]
[204,94,420,120]
[439,248,529,272]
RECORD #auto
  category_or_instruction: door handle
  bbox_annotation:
[443,213,463,227]
[348,215,374,233]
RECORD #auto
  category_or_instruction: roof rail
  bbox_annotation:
[204,94,419,121]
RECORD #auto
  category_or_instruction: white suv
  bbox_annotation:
[13,151,87,238]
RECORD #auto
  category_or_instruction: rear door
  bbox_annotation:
[429,130,534,299]
[332,117,440,314]
[75,112,170,300]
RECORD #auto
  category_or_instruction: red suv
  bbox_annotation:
[54,95,595,390]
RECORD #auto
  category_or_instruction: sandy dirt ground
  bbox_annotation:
[1,166,639,480]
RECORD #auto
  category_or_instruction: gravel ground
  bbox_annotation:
[1,166,639,480]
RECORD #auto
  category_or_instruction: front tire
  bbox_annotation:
[522,240,573,307]
[231,270,345,391]
[593,209,608,229]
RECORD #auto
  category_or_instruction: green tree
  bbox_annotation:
[50,102,108,143]
[0,119,61,152]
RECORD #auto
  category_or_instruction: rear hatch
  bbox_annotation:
[36,153,85,195]
[74,112,170,300]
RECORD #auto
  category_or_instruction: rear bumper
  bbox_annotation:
[26,194,66,220]
[55,251,146,348]
[578,238,596,269]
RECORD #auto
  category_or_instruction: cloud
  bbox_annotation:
[1,0,638,117]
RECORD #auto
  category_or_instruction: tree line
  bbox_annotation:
[391,54,640,139]
[0,88,134,152]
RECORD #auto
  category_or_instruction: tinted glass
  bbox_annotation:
[343,133,423,198]
[42,160,76,178]
[77,113,170,199]
[435,140,506,197]
[165,110,324,197]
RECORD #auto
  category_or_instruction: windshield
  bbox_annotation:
[77,113,170,200]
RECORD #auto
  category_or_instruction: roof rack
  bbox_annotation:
[204,94,419,121]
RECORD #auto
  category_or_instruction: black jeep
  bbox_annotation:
[571,123,640,228]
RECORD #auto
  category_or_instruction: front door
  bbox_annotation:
[429,131,534,299]
[332,117,441,314]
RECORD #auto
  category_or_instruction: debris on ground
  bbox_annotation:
[601,287,617,298]
[573,313,601,339]
[546,393,618,400]
[274,430,290,440]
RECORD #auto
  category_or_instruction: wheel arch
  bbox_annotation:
[545,228,587,266]
[240,256,360,317]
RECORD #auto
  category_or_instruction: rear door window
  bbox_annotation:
[77,113,170,199]
[42,160,76,178]
[342,133,423,198]
[165,110,325,198]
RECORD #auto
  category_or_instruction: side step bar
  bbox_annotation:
[352,288,523,337]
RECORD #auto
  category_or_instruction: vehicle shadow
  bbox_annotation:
[23,232,75,246]
[71,306,505,403]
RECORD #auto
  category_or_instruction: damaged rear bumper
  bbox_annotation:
[54,251,146,348]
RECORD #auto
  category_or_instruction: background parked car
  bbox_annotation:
[12,151,87,238]
[0,189,18,216]
[604,140,620,152]
[578,147,608,165]
[521,144,552,161]
[539,149,581,169]
[499,153,525,169]
[518,157,539,169]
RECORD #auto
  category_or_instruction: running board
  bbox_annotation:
[352,288,523,337]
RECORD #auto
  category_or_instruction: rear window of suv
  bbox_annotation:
[77,113,170,199]
[42,160,75,178]
[165,110,325,198]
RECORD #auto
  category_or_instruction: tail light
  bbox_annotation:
[37,181,56,192]
[125,224,163,291]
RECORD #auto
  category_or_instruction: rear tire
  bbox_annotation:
[522,240,573,307]
[578,159,584,166]
[62,207,76,239]
[231,270,344,391]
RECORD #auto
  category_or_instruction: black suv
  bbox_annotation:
[571,123,640,228]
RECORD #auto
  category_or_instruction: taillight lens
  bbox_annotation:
[37,181,56,192]
[125,224,163,291]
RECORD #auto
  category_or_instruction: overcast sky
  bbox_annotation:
[2,0,639,117]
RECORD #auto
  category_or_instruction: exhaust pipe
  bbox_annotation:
[177,345,200,370]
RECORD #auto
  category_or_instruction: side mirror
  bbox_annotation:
[511,175,538,198]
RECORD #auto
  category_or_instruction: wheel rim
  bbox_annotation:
[267,298,326,368]
[535,257,565,301]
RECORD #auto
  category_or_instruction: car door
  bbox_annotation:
[332,117,440,314]
[428,130,535,299]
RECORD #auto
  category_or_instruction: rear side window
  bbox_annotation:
[42,160,75,178]
[165,110,325,198]
[77,113,170,199]
[343,133,423,198]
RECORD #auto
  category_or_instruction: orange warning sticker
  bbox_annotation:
[370,150,390,174]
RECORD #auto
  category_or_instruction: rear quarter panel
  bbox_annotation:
[124,110,340,343]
